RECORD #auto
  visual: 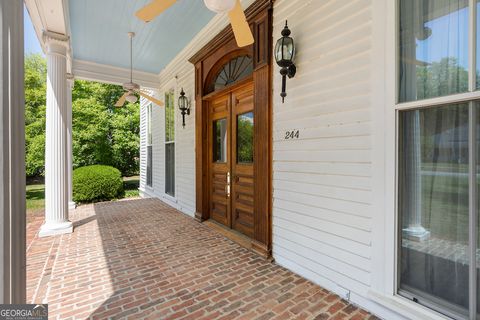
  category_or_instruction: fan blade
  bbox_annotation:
[135,0,178,22]
[115,92,129,107]
[137,90,164,106]
[228,0,254,47]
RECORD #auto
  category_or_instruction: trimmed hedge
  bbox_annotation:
[73,165,124,203]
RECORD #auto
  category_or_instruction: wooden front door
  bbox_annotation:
[208,82,255,238]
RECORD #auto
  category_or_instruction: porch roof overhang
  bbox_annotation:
[24,0,216,89]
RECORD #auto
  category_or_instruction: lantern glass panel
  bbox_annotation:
[178,95,187,111]
[282,37,294,61]
[275,38,283,62]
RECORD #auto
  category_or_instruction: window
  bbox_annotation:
[207,55,253,94]
[237,112,254,164]
[397,1,480,318]
[213,118,227,163]
[146,104,153,187]
[165,90,175,197]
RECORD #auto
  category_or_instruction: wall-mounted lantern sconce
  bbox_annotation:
[275,20,296,103]
[178,88,190,128]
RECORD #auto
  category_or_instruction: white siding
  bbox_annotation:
[271,0,399,318]
[139,97,148,191]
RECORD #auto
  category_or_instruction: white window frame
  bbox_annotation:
[164,82,177,201]
[370,0,480,319]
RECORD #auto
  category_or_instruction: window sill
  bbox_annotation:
[367,290,451,320]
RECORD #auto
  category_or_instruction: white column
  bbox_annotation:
[400,3,429,241]
[66,74,76,210]
[402,110,430,241]
[39,32,73,237]
[0,0,26,303]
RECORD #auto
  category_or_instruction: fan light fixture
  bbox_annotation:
[178,88,190,128]
[126,93,138,104]
[135,0,253,47]
[203,0,236,13]
[114,32,164,108]
[275,21,296,103]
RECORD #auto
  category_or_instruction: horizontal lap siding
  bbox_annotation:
[139,98,148,190]
[272,0,373,299]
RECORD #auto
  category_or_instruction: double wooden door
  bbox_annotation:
[208,82,255,238]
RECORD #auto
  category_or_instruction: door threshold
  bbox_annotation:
[203,220,272,261]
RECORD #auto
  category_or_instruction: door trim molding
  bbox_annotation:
[190,0,273,258]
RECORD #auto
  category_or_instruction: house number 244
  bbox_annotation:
[284,130,300,140]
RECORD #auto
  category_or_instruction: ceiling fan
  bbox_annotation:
[115,32,164,107]
[135,0,254,47]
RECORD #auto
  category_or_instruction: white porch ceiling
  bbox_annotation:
[68,0,215,75]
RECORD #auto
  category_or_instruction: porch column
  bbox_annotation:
[402,110,430,241]
[0,0,26,303]
[400,0,429,241]
[39,32,73,237]
[66,74,75,210]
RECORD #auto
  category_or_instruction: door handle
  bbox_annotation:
[226,172,231,198]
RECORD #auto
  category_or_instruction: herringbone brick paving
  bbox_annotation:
[26,198,378,320]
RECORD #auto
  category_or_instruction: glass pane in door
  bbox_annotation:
[237,112,254,164]
[213,118,227,163]
[398,0,469,102]
[398,103,469,318]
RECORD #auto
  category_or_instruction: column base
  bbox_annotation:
[68,201,76,210]
[38,221,73,237]
[403,226,430,242]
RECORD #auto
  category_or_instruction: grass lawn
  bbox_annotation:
[26,184,46,224]
[123,176,140,198]
[26,176,140,217]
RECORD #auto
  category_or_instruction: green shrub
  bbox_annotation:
[73,165,124,202]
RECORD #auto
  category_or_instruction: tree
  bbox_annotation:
[416,57,469,100]
[25,54,47,176]
[24,54,140,177]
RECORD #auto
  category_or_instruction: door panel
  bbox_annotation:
[208,82,255,238]
[209,95,231,227]
[231,84,255,238]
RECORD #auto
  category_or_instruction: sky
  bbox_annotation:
[416,7,469,69]
[24,6,43,56]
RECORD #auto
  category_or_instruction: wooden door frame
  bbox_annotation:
[189,0,273,258]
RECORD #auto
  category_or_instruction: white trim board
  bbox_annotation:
[73,59,160,89]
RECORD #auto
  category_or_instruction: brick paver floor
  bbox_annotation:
[27,198,377,320]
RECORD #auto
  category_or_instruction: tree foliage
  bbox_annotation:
[25,53,140,177]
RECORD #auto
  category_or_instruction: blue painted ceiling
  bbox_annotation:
[69,0,215,74]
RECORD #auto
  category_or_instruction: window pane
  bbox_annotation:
[165,91,175,142]
[399,0,469,102]
[237,112,254,164]
[212,56,253,93]
[470,105,480,320]
[147,145,153,187]
[147,104,152,145]
[398,104,469,317]
[165,143,175,196]
[213,118,227,163]
[477,0,480,89]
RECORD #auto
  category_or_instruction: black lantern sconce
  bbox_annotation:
[275,20,296,103]
[178,88,190,128]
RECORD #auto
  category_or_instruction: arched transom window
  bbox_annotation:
[211,55,253,92]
